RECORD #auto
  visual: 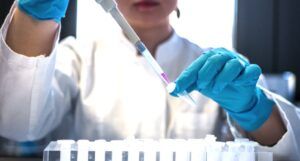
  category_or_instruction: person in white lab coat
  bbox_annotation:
[0,0,299,160]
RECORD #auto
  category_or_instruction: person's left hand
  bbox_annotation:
[170,48,274,131]
[18,0,70,23]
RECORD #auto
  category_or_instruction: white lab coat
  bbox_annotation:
[0,4,300,161]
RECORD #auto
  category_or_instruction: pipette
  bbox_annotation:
[95,0,196,107]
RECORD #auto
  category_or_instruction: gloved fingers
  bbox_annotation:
[186,83,197,93]
[233,64,262,86]
[212,58,245,93]
[210,47,233,56]
[212,48,250,66]
[235,53,250,66]
[197,53,233,90]
[19,0,69,22]
[171,51,215,96]
[183,80,215,93]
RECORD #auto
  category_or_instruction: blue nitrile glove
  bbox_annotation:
[171,48,275,131]
[18,0,69,23]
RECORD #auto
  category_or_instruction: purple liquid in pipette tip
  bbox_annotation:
[161,73,170,84]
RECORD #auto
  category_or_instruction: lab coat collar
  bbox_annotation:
[118,29,180,54]
[156,30,180,57]
[155,31,182,73]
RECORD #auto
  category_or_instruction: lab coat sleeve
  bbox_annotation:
[0,3,81,141]
[259,88,300,161]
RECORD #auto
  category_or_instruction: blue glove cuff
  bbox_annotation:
[18,1,68,23]
[229,88,275,131]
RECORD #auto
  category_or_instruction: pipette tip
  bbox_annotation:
[166,83,197,107]
[178,91,197,107]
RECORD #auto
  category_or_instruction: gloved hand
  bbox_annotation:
[18,0,69,22]
[171,48,274,131]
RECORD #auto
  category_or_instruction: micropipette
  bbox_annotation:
[95,0,196,107]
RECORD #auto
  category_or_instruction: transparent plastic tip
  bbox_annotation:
[167,83,197,107]
[178,91,197,107]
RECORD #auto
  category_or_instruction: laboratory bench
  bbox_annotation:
[0,157,42,161]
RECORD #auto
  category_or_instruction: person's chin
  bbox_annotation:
[134,20,161,28]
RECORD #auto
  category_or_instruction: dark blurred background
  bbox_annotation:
[1,0,300,102]
[234,0,300,102]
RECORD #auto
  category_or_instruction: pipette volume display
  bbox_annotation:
[96,0,197,107]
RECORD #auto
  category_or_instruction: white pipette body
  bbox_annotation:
[95,0,196,107]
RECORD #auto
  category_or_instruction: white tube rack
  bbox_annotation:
[43,135,272,161]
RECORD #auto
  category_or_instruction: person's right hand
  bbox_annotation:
[18,0,70,23]
[170,48,274,131]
